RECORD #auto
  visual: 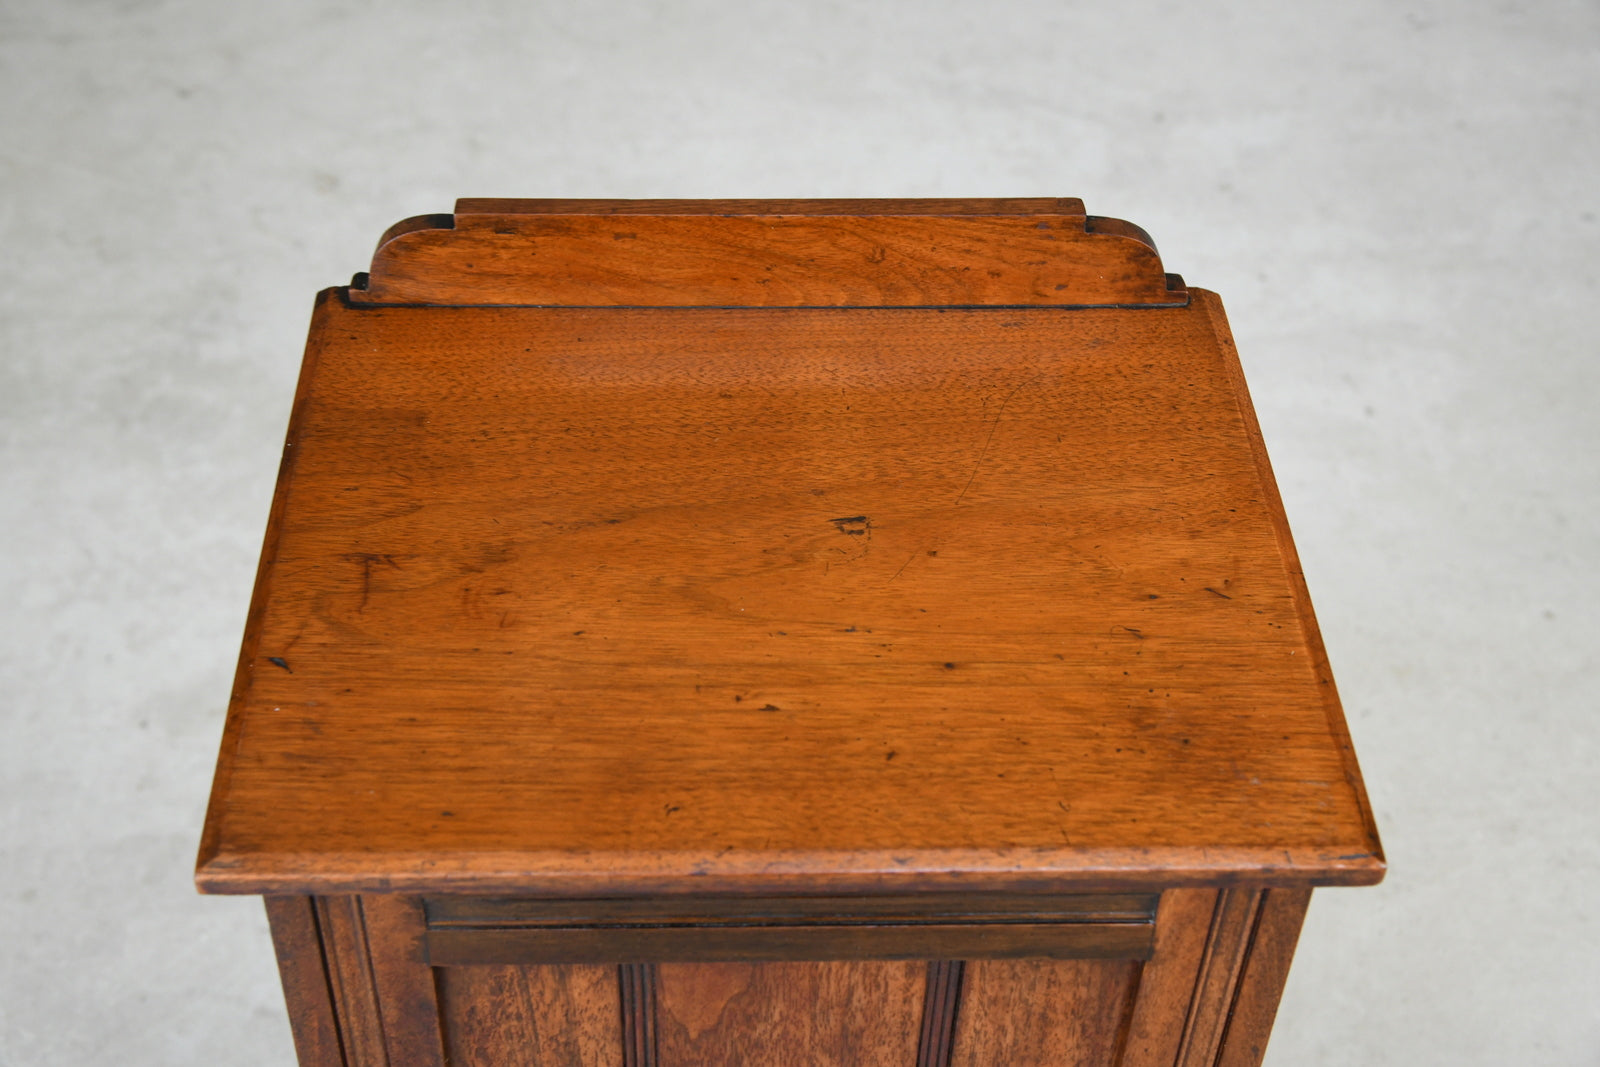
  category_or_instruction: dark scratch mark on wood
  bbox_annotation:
[349,552,399,614]
[267,657,292,672]
[954,374,1040,505]
[829,515,871,536]
[1205,586,1232,599]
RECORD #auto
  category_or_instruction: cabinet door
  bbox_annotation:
[653,961,924,1067]
[951,958,1141,1067]
[435,964,617,1067]
[264,888,1309,1067]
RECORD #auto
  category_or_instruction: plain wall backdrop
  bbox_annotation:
[1,1,1597,1063]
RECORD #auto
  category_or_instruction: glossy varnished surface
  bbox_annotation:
[198,283,1379,894]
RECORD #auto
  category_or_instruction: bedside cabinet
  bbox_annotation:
[198,198,1383,1067]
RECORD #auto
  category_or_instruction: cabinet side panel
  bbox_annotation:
[361,897,447,1067]
[1175,889,1262,1067]
[1214,888,1312,1067]
[318,896,391,1067]
[265,896,346,1067]
[949,958,1140,1067]
[654,961,924,1067]
[435,964,620,1067]
[1121,889,1219,1067]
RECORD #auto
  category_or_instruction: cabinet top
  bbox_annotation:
[196,201,1383,896]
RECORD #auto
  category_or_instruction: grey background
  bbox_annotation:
[2,1,1597,1063]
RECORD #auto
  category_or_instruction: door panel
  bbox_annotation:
[950,958,1141,1067]
[654,961,925,1067]
[435,964,619,1067]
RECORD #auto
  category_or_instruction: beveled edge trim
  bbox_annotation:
[1195,287,1387,877]
[196,844,1387,896]
[194,289,340,887]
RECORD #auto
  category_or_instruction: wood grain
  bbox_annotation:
[1198,289,1385,867]
[353,199,1183,307]
[428,921,1152,965]
[1174,889,1263,1067]
[620,963,658,1067]
[1120,889,1220,1067]
[948,957,1141,1067]
[198,297,1381,896]
[435,964,619,1067]
[916,961,964,1067]
[315,896,388,1067]
[217,204,1381,1067]
[425,893,1157,927]
[423,893,1155,963]
[653,961,924,1067]
[1214,887,1313,1067]
[264,896,345,1067]
[360,896,447,1067]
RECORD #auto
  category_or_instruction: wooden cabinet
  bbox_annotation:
[199,200,1383,1067]
[265,888,1310,1066]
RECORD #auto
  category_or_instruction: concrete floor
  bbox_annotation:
[2,1,1596,1063]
